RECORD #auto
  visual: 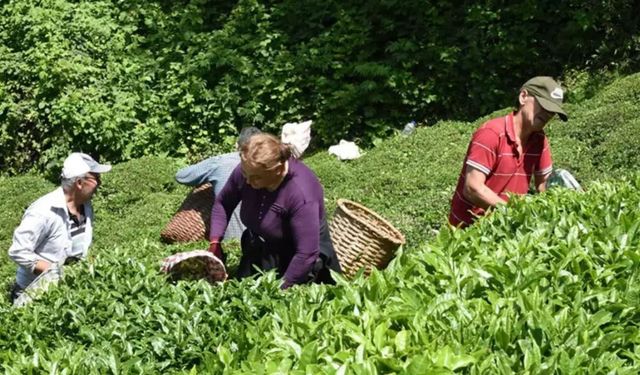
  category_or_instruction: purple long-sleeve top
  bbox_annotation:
[210,158,326,287]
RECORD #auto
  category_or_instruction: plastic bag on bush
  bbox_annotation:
[160,250,227,283]
[14,263,63,308]
[545,169,583,191]
[281,120,312,158]
[328,140,361,160]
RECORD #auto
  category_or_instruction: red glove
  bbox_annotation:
[208,238,225,262]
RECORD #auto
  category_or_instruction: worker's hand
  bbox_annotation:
[208,238,225,263]
[33,260,52,275]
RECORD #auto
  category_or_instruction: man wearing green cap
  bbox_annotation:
[449,76,568,227]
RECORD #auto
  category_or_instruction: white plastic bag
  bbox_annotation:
[545,169,583,191]
[14,263,63,307]
[328,140,361,160]
[281,120,312,158]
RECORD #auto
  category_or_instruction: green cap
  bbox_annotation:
[521,76,568,122]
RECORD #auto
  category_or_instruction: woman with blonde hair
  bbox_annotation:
[208,133,341,288]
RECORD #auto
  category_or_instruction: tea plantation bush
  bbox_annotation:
[0,74,639,372]
[2,173,640,372]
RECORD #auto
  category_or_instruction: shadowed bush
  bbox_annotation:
[1,0,639,173]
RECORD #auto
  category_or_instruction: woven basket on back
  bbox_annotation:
[161,183,213,243]
[329,199,405,278]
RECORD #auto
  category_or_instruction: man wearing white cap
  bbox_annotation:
[8,152,111,303]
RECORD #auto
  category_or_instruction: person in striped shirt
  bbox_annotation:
[449,76,568,228]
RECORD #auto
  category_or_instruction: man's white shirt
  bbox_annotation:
[8,187,94,289]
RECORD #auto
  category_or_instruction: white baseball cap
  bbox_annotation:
[61,152,112,179]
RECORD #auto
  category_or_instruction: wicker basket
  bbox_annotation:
[329,199,405,278]
[160,250,227,283]
[160,183,213,243]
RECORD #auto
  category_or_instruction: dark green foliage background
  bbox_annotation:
[1,0,639,173]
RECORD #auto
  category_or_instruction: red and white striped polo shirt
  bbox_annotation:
[449,112,552,227]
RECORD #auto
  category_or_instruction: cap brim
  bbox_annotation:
[537,96,568,122]
[91,165,112,174]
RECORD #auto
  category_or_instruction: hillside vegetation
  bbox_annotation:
[1,0,638,173]
[0,73,639,373]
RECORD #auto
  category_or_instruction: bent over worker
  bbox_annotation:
[208,133,342,288]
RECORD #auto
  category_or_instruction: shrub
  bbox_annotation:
[548,72,640,180]
[2,172,640,372]
[1,0,639,173]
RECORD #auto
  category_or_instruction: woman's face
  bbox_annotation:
[241,160,284,190]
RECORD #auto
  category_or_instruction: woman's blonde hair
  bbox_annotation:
[240,133,292,170]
